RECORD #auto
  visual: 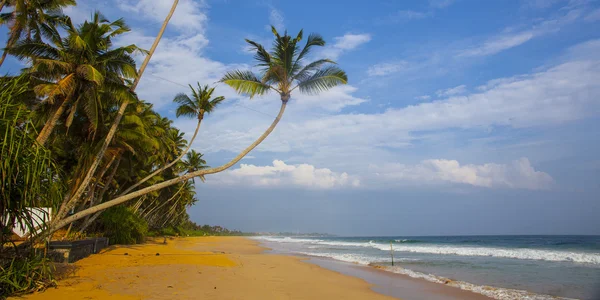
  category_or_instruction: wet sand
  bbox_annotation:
[17,236,490,299]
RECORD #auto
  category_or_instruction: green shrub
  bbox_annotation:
[99,206,148,245]
[0,253,55,298]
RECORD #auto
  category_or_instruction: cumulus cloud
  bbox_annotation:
[194,40,600,165]
[436,85,467,97]
[118,0,207,32]
[210,160,360,189]
[371,158,553,190]
[320,33,371,60]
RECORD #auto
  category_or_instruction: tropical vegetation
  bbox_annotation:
[0,0,347,297]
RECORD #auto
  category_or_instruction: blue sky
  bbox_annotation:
[2,0,600,235]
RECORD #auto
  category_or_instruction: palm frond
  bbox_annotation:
[294,33,325,65]
[245,39,271,67]
[8,41,61,60]
[220,70,270,98]
[293,59,335,81]
[205,96,225,113]
[296,66,347,95]
[76,64,104,85]
[175,104,197,119]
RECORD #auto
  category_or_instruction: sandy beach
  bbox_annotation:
[17,237,491,300]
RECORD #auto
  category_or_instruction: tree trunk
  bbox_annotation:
[141,182,185,220]
[53,0,179,222]
[120,119,201,196]
[36,98,69,145]
[78,154,122,233]
[47,100,287,233]
[0,50,8,69]
[0,9,17,68]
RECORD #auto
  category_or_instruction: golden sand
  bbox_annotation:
[18,237,397,300]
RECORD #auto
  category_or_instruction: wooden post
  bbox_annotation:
[390,241,394,266]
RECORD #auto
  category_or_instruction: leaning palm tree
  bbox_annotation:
[119,83,224,195]
[218,26,347,162]
[51,0,178,225]
[0,0,76,67]
[45,25,348,235]
[182,149,209,183]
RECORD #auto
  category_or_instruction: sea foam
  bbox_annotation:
[383,266,575,300]
[294,249,574,300]
[255,236,600,265]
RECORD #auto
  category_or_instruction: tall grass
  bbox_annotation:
[0,76,62,244]
[1,76,61,298]
[0,254,55,297]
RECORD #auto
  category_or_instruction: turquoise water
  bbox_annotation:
[256,235,600,300]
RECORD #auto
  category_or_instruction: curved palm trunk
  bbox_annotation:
[78,154,122,233]
[0,50,9,68]
[0,9,17,68]
[48,100,287,233]
[53,0,179,222]
[141,182,186,220]
[120,119,201,196]
[36,98,70,145]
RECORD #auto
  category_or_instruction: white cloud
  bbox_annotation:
[209,160,360,189]
[192,40,600,168]
[458,8,582,57]
[116,31,230,109]
[436,85,467,97]
[371,158,553,190]
[104,2,599,193]
[367,62,408,76]
[118,0,207,32]
[429,0,455,9]
[268,7,285,31]
[415,95,431,101]
[459,31,535,57]
[320,33,371,60]
[333,33,372,50]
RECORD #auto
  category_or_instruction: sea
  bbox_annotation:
[254,235,600,300]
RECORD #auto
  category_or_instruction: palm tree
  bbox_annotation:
[182,149,209,183]
[46,25,348,235]
[183,150,208,173]
[0,0,76,67]
[9,11,141,146]
[119,83,224,195]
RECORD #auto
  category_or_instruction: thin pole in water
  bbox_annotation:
[390,241,394,266]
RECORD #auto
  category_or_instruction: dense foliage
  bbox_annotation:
[0,253,55,297]
[99,206,147,245]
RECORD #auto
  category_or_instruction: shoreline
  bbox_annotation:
[15,237,396,299]
[256,239,492,300]
[255,236,590,300]
[13,236,497,299]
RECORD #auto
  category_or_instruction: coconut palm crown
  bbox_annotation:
[220,26,347,102]
[173,83,225,120]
